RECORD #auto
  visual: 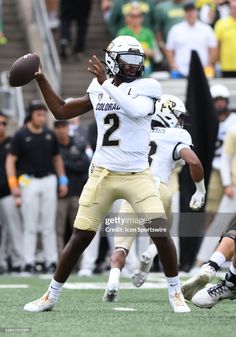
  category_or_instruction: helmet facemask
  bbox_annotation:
[105,50,145,82]
[104,36,145,82]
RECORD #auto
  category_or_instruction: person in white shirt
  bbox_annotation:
[23,36,190,313]
[165,1,217,78]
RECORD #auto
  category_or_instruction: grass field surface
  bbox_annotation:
[0,274,235,337]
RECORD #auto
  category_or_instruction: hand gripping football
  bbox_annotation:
[9,53,41,87]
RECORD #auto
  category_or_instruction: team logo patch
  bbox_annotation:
[98,93,103,101]
[161,100,176,112]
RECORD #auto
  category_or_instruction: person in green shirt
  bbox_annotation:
[108,0,156,37]
[117,3,158,76]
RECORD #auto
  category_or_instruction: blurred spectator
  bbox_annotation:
[0,0,7,45]
[214,0,236,77]
[196,120,236,266]
[199,0,229,27]
[165,1,217,78]
[0,112,23,273]
[68,116,88,145]
[54,120,90,255]
[101,0,113,23]
[6,101,68,274]
[154,0,185,59]
[206,84,236,220]
[117,2,159,76]
[67,116,93,159]
[45,0,60,29]
[59,0,92,61]
[108,0,156,37]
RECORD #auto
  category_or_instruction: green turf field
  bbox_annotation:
[0,274,235,337]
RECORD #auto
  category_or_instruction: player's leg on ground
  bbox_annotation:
[54,229,96,282]
[133,182,172,287]
[182,230,236,300]
[148,218,190,313]
[192,230,236,308]
[104,200,137,302]
[103,247,128,302]
[126,171,190,312]
[132,242,157,287]
[23,228,96,312]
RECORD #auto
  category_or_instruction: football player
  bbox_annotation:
[103,95,205,304]
[191,227,236,309]
[23,36,190,313]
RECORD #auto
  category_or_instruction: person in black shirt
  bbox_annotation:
[0,112,23,273]
[6,101,68,273]
[54,120,90,255]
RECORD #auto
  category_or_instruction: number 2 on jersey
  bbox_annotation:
[102,113,120,146]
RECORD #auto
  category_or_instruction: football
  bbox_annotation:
[9,53,41,87]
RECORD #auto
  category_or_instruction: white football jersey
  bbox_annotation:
[212,112,236,170]
[149,127,192,184]
[87,78,161,172]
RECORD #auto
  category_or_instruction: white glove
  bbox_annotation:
[189,179,206,210]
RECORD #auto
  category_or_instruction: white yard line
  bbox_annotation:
[0,284,29,288]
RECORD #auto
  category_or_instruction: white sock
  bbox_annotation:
[107,268,120,288]
[229,262,236,276]
[166,275,181,295]
[145,244,158,259]
[48,279,64,302]
[209,251,226,268]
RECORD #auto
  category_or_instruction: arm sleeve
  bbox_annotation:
[101,80,155,118]
[173,130,192,159]
[174,143,191,159]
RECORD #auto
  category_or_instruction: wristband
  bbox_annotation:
[58,175,69,186]
[195,179,206,194]
[7,176,18,189]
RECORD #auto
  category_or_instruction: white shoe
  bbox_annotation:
[132,252,153,288]
[192,280,236,309]
[24,291,55,312]
[77,269,92,277]
[169,291,191,313]
[103,287,119,302]
[181,263,216,300]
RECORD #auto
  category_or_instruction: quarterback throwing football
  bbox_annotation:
[24,36,190,313]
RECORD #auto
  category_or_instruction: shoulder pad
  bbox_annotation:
[177,129,192,146]
[86,78,100,94]
[130,78,162,99]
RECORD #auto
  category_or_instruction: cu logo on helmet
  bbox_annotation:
[161,100,176,112]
